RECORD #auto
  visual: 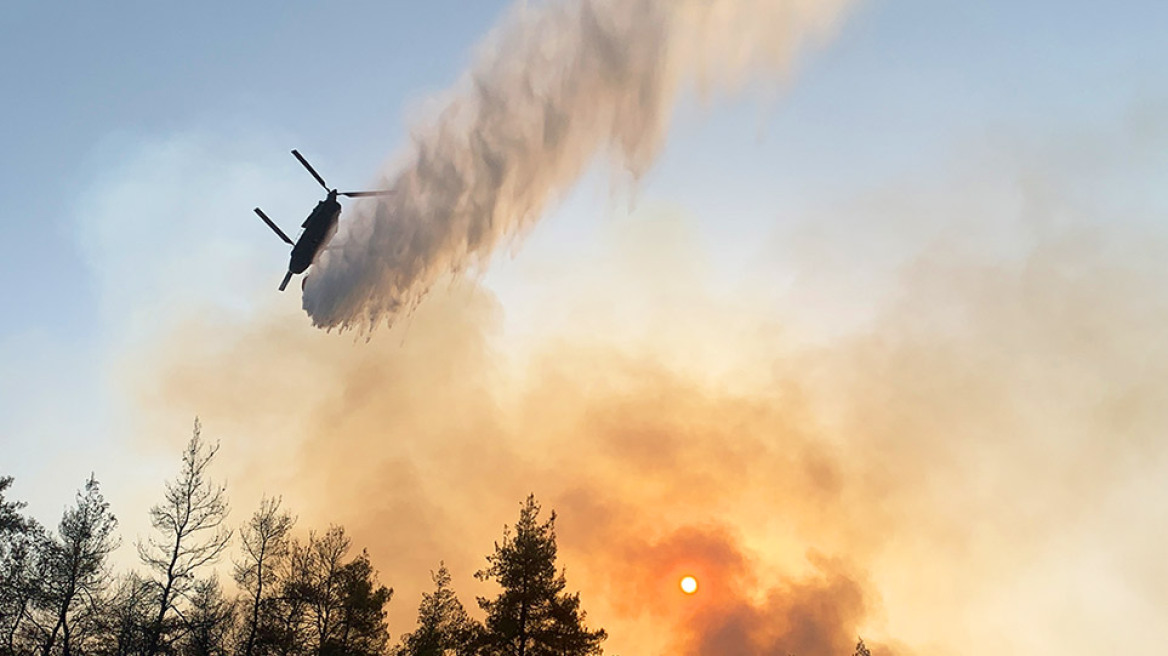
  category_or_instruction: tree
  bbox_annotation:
[266,540,314,656]
[0,477,29,535]
[324,551,392,656]
[138,419,232,656]
[234,497,294,656]
[394,563,474,656]
[1,477,50,656]
[1,525,48,656]
[299,527,351,656]
[34,475,120,656]
[178,577,235,656]
[474,496,605,656]
[282,528,392,656]
[91,573,154,656]
[853,638,871,656]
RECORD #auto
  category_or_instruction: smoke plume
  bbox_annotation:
[301,0,851,331]
[135,277,893,655]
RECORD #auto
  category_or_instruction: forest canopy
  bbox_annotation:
[1,420,877,656]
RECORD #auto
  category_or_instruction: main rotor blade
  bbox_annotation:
[254,208,294,245]
[339,190,394,198]
[291,149,329,191]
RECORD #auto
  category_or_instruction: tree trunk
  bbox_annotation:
[244,545,265,656]
[147,539,182,656]
[5,595,30,654]
[44,591,71,656]
[517,571,529,656]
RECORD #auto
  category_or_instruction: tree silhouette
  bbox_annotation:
[1,477,50,656]
[296,527,351,656]
[323,551,392,656]
[0,478,29,536]
[91,573,154,656]
[139,419,232,656]
[474,495,605,656]
[178,576,236,656]
[1,526,48,656]
[235,497,295,656]
[394,563,473,656]
[282,527,392,656]
[6,468,898,656]
[34,475,120,656]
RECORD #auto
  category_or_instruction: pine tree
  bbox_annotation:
[394,563,473,656]
[282,528,392,656]
[323,551,392,656]
[91,573,154,656]
[474,496,605,656]
[1,525,48,656]
[178,577,236,656]
[0,478,29,536]
[35,475,120,656]
[1,477,50,656]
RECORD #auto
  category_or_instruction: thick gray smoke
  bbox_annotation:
[301,0,852,331]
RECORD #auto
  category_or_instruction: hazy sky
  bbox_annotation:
[2,1,1167,654]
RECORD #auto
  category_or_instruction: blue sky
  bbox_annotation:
[2,2,1167,651]
[1,1,505,331]
[2,0,1164,337]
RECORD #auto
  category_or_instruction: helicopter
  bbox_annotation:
[254,150,392,291]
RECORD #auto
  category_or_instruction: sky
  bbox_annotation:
[2,0,1168,654]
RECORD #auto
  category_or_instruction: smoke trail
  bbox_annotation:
[302,0,852,331]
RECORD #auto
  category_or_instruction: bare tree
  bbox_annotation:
[270,541,314,656]
[138,419,232,656]
[234,497,294,656]
[34,475,120,656]
[302,527,351,656]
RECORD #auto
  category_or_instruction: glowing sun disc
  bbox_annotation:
[680,576,699,594]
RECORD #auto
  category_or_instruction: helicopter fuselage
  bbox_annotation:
[288,197,341,274]
[255,149,392,292]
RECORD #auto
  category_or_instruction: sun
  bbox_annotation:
[679,576,699,594]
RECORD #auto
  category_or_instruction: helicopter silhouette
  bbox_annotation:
[254,150,392,291]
